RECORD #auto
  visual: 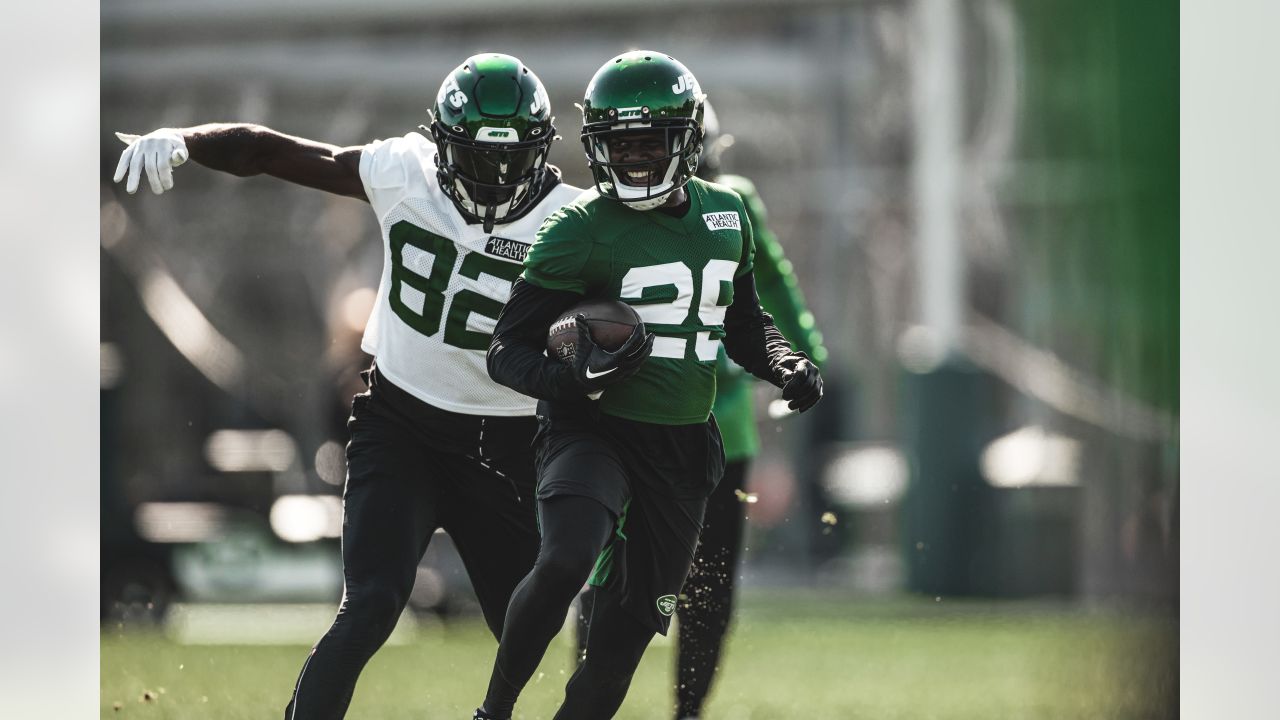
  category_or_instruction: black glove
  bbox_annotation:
[571,314,654,394]
[777,352,823,413]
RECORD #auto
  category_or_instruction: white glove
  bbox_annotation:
[112,128,190,195]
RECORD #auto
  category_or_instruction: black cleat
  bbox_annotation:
[473,709,508,720]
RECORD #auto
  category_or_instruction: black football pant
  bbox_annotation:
[483,495,657,719]
[284,366,539,720]
[573,459,748,719]
[674,458,748,718]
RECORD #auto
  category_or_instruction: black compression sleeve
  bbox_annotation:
[487,278,585,402]
[722,271,796,388]
[485,495,617,717]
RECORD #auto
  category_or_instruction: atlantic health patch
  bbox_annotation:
[485,236,531,263]
[702,211,741,232]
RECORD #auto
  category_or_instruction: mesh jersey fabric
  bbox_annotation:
[358,132,584,416]
[522,176,754,425]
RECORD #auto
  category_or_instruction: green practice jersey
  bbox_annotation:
[523,177,754,425]
[712,174,827,461]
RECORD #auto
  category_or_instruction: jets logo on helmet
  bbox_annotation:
[529,83,549,115]
[476,127,518,142]
[579,51,706,210]
[439,75,468,109]
[424,53,558,232]
[671,73,698,94]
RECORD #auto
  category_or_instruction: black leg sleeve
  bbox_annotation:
[722,272,796,388]
[284,398,440,720]
[483,496,616,717]
[554,586,657,720]
[675,460,749,719]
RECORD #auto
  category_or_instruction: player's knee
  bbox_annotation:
[344,579,407,635]
[534,547,596,591]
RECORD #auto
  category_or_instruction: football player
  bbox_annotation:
[112,54,583,720]
[476,52,824,720]
[573,102,829,719]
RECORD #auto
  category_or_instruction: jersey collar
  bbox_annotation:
[639,179,703,233]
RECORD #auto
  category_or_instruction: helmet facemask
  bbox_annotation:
[429,118,554,232]
[582,114,702,210]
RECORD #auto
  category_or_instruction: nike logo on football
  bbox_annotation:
[584,366,617,379]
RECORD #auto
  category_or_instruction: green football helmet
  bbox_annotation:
[425,53,556,231]
[579,51,706,210]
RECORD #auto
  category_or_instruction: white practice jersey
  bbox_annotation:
[359,132,583,416]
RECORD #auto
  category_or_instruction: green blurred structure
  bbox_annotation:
[902,0,1177,599]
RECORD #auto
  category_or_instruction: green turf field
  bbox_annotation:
[101,591,1175,719]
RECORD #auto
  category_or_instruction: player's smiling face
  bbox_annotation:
[608,131,669,187]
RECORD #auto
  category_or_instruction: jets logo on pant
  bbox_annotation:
[656,594,678,617]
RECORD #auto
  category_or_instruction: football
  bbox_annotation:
[547,299,643,365]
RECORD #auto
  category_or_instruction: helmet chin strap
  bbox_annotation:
[621,195,669,211]
[482,202,498,233]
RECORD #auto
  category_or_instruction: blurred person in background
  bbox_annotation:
[476,52,823,720]
[112,53,583,720]
[573,101,828,720]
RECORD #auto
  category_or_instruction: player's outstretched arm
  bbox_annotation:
[723,271,824,413]
[113,124,367,201]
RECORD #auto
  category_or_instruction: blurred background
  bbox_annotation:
[100,0,1177,717]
